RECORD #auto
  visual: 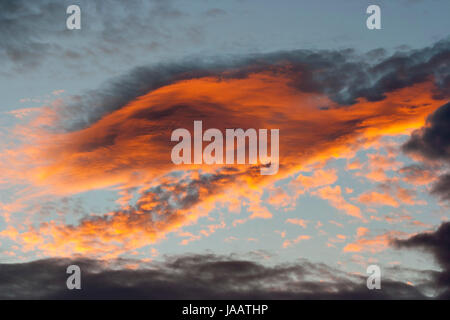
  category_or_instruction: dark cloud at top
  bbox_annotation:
[0,0,64,69]
[402,102,450,200]
[57,39,450,132]
[0,254,427,300]
[2,0,448,125]
[393,222,450,298]
[0,0,188,71]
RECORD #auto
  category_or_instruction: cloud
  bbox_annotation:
[285,218,308,228]
[432,174,450,201]
[0,254,428,299]
[294,169,338,190]
[6,66,445,195]
[282,235,311,248]
[312,186,362,219]
[1,40,449,257]
[357,181,424,207]
[0,171,240,258]
[393,222,450,298]
[358,191,399,207]
[344,229,407,254]
[402,102,450,200]
[356,152,403,182]
[0,0,187,71]
[51,40,450,132]
[403,102,450,160]
[203,8,227,17]
[0,0,63,69]
[399,164,437,186]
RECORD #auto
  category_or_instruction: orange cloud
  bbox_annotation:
[285,218,308,228]
[358,191,400,207]
[282,235,311,248]
[2,75,444,196]
[343,231,405,253]
[0,65,446,257]
[399,165,437,186]
[356,227,369,238]
[266,186,298,210]
[357,184,425,208]
[312,186,363,219]
[294,169,338,190]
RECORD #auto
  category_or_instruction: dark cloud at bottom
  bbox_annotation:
[0,254,434,300]
[4,222,450,300]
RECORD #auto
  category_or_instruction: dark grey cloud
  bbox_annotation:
[0,0,64,69]
[393,222,450,297]
[0,254,428,300]
[136,171,238,217]
[402,102,450,200]
[0,0,188,71]
[55,39,450,132]
[398,163,435,184]
[203,8,227,17]
[432,174,450,201]
[403,102,450,160]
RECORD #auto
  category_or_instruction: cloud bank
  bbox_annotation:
[0,254,427,300]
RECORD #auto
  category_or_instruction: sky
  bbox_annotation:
[0,0,449,299]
